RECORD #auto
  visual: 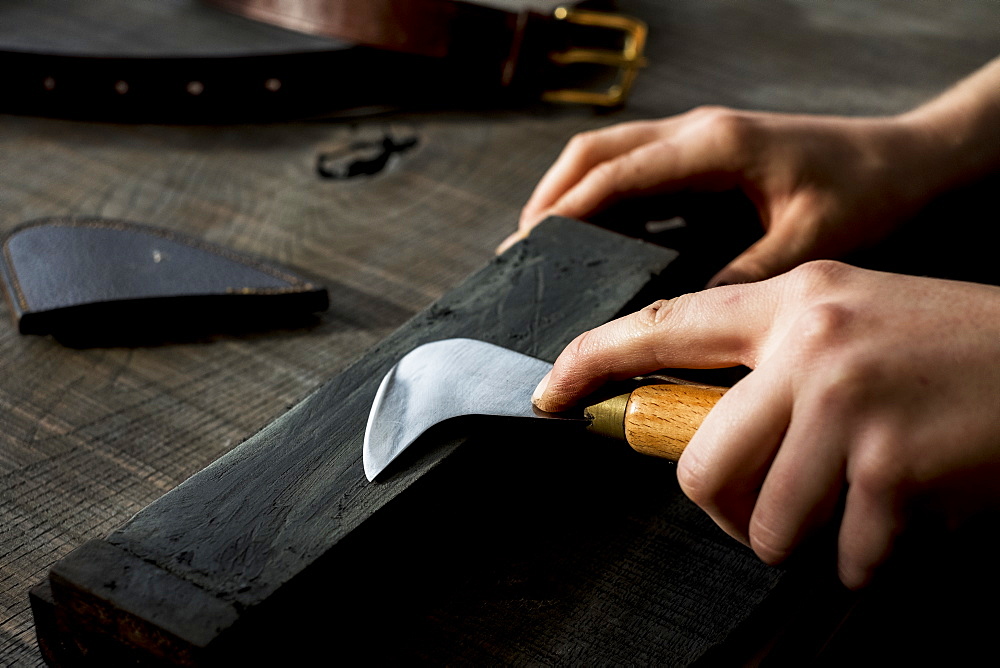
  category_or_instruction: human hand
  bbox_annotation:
[532,261,1000,588]
[498,109,945,287]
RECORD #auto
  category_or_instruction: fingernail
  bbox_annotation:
[531,371,551,405]
[495,230,526,255]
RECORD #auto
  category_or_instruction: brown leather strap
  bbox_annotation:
[205,0,648,105]
[206,0,524,58]
[205,0,571,89]
[1,0,642,123]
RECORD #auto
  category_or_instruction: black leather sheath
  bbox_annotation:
[0,218,328,343]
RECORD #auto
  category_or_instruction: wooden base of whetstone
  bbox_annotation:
[30,217,848,666]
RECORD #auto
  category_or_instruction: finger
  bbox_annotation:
[520,122,661,228]
[706,234,803,287]
[495,228,527,255]
[677,364,793,545]
[532,284,776,413]
[745,387,848,565]
[540,128,746,225]
[705,208,821,288]
[837,460,905,589]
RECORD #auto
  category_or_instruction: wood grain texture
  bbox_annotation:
[624,382,726,460]
[2,0,1000,665]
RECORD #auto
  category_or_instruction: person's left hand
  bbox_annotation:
[496,109,943,287]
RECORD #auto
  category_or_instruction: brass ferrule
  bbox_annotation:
[583,392,630,441]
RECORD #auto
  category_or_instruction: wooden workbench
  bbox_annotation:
[2,1,999,664]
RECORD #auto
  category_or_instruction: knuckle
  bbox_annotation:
[676,452,721,508]
[786,259,852,294]
[790,301,854,353]
[748,516,793,565]
[636,298,675,328]
[686,104,731,120]
[565,130,602,160]
[791,352,880,433]
[849,435,907,498]
[694,108,755,153]
[589,158,623,187]
[795,331,890,420]
[673,106,761,170]
[706,110,750,142]
[809,378,864,422]
[639,293,699,327]
[561,329,598,368]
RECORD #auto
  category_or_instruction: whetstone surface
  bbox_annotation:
[35,216,841,665]
[102,215,678,595]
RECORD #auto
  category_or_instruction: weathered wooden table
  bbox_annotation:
[3,1,999,665]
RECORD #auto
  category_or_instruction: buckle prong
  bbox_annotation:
[543,7,648,107]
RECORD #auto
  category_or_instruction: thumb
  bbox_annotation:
[706,228,814,288]
[532,285,774,412]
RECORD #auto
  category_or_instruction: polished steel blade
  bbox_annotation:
[363,338,556,481]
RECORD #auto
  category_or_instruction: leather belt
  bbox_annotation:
[5,47,440,123]
[1,1,646,123]
[205,0,648,106]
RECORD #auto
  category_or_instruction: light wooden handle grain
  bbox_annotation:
[584,381,727,460]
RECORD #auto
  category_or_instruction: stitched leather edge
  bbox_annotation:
[1,233,29,312]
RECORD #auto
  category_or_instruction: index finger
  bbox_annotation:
[520,121,662,228]
[532,284,776,412]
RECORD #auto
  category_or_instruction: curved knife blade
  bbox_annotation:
[363,338,577,481]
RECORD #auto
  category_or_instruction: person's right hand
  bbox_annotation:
[499,108,947,287]
[532,261,1000,588]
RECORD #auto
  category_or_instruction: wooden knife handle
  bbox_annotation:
[584,381,727,461]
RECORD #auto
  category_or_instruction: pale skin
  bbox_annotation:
[521,57,1000,589]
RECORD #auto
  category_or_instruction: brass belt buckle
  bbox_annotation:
[542,7,648,107]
